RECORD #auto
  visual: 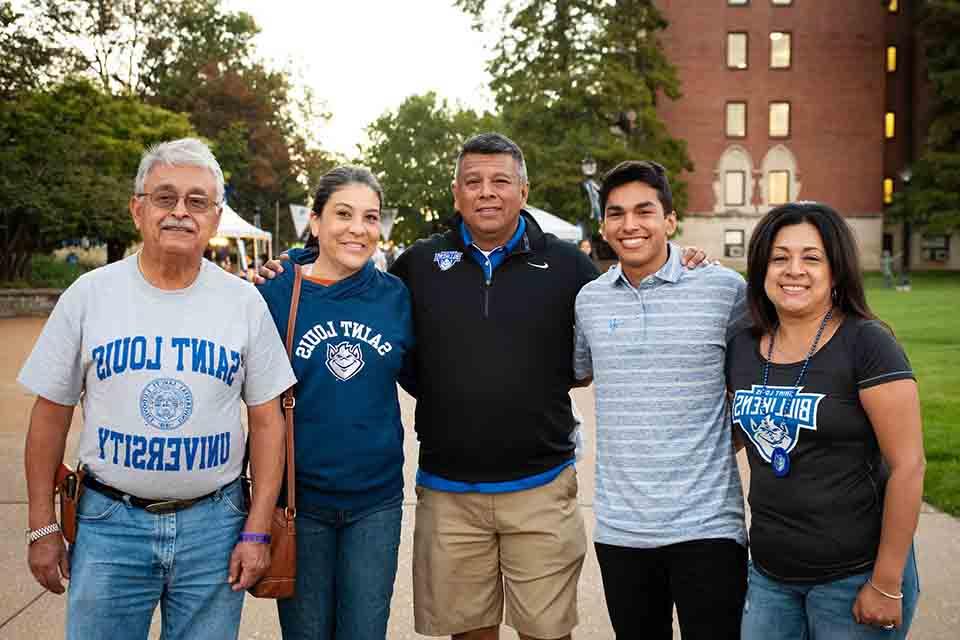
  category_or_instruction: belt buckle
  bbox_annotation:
[145,500,183,514]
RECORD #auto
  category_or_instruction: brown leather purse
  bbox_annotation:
[246,263,302,599]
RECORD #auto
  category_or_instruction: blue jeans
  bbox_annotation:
[277,496,402,640]
[66,478,247,640]
[741,545,920,640]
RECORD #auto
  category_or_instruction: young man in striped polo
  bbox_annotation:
[573,160,750,640]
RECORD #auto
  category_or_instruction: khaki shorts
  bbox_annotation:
[413,465,586,638]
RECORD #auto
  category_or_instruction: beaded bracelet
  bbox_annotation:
[868,578,904,600]
[239,532,272,545]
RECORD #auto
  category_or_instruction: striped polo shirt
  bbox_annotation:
[574,245,750,548]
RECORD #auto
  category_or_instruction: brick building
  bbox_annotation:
[656,0,957,271]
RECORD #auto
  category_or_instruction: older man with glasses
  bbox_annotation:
[19,137,296,640]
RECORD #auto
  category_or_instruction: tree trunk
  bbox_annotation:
[107,240,127,263]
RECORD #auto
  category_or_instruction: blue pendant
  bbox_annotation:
[772,447,791,478]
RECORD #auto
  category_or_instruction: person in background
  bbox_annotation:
[578,237,593,257]
[727,201,924,639]
[255,166,414,640]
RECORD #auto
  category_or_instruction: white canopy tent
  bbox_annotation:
[213,203,272,271]
[526,205,583,243]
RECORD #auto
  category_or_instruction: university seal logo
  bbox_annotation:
[730,384,825,463]
[140,378,194,430]
[326,341,364,381]
[433,251,462,271]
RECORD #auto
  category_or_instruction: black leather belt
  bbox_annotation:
[82,475,218,514]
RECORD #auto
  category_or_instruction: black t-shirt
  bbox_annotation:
[725,317,914,583]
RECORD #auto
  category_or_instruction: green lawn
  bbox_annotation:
[865,272,960,516]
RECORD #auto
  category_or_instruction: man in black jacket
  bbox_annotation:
[391,133,597,640]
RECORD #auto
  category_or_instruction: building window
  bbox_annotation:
[725,230,746,258]
[772,0,793,5]
[726,102,747,137]
[885,112,896,138]
[728,0,748,5]
[921,235,950,262]
[883,178,894,204]
[769,170,790,204]
[727,33,748,69]
[769,102,791,137]
[887,46,897,72]
[888,0,899,13]
[770,32,791,68]
[725,171,746,206]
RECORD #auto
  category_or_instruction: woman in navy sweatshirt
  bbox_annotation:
[256,166,414,640]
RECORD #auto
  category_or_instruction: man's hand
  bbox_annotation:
[28,533,69,594]
[227,540,272,591]
[248,254,289,285]
[679,246,712,269]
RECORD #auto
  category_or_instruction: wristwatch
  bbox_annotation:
[26,523,61,545]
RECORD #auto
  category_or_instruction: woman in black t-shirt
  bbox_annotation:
[726,202,924,639]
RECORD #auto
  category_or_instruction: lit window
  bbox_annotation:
[883,178,894,204]
[724,230,746,258]
[770,32,791,68]
[769,102,791,137]
[772,0,793,5]
[728,0,748,5]
[726,102,747,137]
[725,171,746,206]
[728,33,748,69]
[769,171,790,204]
[887,46,897,72]
[885,112,896,138]
[888,0,899,13]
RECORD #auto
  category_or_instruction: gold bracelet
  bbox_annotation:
[868,578,904,600]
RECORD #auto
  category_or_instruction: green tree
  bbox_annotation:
[361,92,500,244]
[0,1,61,99]
[0,79,194,280]
[456,0,692,226]
[889,0,960,232]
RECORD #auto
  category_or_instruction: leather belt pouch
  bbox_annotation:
[55,464,85,544]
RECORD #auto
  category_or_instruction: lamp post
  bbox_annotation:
[899,168,912,290]
[581,156,600,227]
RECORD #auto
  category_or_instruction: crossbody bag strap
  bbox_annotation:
[280,264,303,515]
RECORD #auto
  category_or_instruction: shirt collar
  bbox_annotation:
[608,243,682,287]
[460,215,527,255]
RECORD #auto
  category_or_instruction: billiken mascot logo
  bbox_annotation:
[326,341,364,381]
[731,385,825,463]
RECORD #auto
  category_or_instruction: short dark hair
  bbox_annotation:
[304,165,383,249]
[746,201,877,335]
[599,160,674,216]
[455,132,528,184]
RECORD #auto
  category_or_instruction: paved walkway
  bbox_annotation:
[1,316,956,638]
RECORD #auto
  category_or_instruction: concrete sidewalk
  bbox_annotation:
[1,317,957,638]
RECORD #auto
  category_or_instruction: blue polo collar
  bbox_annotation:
[460,215,527,281]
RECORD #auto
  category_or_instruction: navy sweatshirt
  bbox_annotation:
[256,260,414,512]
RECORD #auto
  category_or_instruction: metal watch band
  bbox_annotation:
[27,523,61,545]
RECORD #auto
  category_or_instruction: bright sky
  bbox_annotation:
[225,0,499,157]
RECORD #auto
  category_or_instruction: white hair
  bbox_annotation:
[134,138,225,202]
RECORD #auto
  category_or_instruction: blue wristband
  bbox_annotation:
[239,532,271,544]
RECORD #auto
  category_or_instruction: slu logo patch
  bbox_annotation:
[140,378,193,430]
[326,341,364,381]
[730,385,825,463]
[433,251,462,271]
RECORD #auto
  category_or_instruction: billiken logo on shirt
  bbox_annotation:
[295,320,393,381]
[731,385,825,463]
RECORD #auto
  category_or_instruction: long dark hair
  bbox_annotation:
[746,201,877,335]
[303,166,383,250]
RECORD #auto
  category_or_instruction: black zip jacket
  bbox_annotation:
[390,210,600,483]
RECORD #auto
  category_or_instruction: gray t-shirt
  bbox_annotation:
[18,255,296,499]
[574,246,750,548]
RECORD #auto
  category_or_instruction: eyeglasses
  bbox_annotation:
[136,191,220,215]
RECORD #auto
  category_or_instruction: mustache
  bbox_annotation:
[159,217,197,232]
